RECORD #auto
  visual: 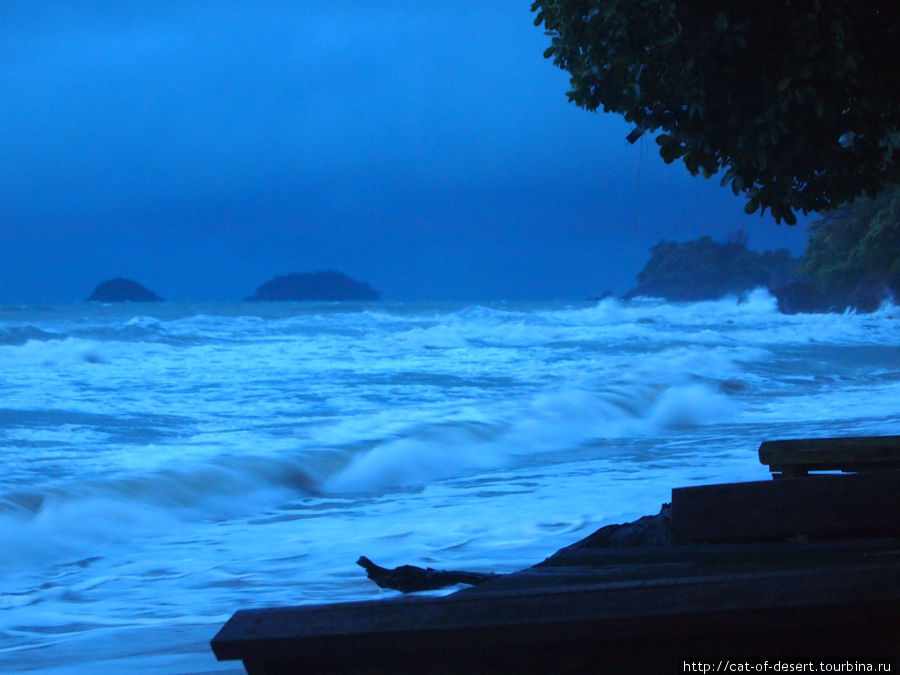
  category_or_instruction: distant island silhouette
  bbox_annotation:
[246,271,381,301]
[87,278,164,302]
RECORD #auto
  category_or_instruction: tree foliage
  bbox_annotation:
[801,184,900,295]
[532,0,900,224]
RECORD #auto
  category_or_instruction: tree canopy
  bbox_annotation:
[801,184,900,295]
[532,1,900,224]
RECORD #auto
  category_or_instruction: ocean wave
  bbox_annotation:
[0,325,67,345]
[0,381,741,514]
[321,381,738,494]
[2,298,898,675]
[0,336,126,366]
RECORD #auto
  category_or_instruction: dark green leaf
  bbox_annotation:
[744,197,759,214]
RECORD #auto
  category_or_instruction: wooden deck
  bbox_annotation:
[670,469,900,543]
[210,437,900,673]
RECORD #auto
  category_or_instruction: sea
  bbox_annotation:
[1,291,898,673]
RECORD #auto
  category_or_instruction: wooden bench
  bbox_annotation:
[758,434,900,477]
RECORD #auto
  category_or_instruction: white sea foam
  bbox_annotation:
[0,298,897,673]
[647,384,737,428]
[322,380,742,494]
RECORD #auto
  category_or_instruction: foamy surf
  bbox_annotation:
[0,295,897,672]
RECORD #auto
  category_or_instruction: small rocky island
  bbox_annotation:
[86,278,163,302]
[246,271,381,302]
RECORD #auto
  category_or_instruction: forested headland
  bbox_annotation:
[626,185,900,313]
[534,1,897,311]
[623,232,798,302]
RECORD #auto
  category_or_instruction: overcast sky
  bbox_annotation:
[0,1,810,303]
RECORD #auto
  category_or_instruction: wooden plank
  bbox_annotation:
[211,559,900,671]
[670,470,900,544]
[467,538,900,595]
[758,435,900,475]
[537,538,900,568]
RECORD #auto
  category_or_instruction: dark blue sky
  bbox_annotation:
[0,1,810,303]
